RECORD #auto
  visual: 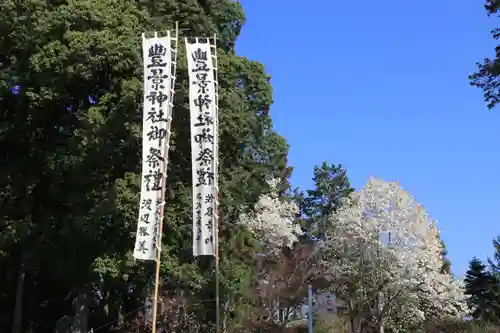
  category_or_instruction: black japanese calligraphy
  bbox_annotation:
[193,128,214,146]
[193,73,209,94]
[147,68,168,90]
[147,125,167,146]
[195,191,202,242]
[196,148,214,167]
[140,213,151,224]
[146,91,168,108]
[205,216,214,245]
[205,194,215,203]
[195,168,214,187]
[152,224,159,242]
[194,94,212,113]
[137,240,148,253]
[145,147,164,169]
[189,44,218,251]
[141,198,153,210]
[135,38,174,259]
[148,44,167,68]
[155,199,163,221]
[147,108,167,123]
[144,169,163,191]
[204,235,213,244]
[138,226,150,236]
[194,111,214,128]
[191,48,209,72]
[196,212,202,241]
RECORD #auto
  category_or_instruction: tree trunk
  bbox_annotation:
[12,257,26,333]
[377,291,384,333]
[72,286,91,333]
[348,300,357,333]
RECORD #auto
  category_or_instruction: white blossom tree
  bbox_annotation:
[412,222,469,322]
[238,179,316,327]
[238,178,302,249]
[321,177,468,333]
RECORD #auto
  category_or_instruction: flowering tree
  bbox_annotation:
[250,243,329,329]
[413,222,469,322]
[238,179,320,328]
[322,178,468,333]
[238,178,302,250]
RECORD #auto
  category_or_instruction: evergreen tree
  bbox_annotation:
[488,236,500,274]
[470,1,500,108]
[300,162,353,238]
[464,257,500,323]
[0,0,289,331]
[440,239,452,274]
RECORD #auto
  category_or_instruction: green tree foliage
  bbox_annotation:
[464,257,500,323]
[469,1,500,108]
[441,239,452,274]
[3,0,493,332]
[298,162,353,238]
[488,236,500,274]
[0,0,289,331]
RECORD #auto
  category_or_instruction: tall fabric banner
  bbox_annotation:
[134,32,176,260]
[186,38,219,257]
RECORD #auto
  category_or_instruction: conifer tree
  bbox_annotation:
[300,162,353,238]
[0,0,289,331]
[470,0,500,109]
[464,257,500,323]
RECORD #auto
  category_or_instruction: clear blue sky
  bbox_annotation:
[236,0,500,275]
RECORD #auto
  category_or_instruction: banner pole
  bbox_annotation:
[213,32,221,333]
[151,22,179,333]
[151,220,162,333]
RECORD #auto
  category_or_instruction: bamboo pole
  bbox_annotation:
[213,33,221,333]
[151,220,163,333]
[151,22,179,333]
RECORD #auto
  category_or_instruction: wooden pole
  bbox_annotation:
[214,204,220,333]
[215,200,220,333]
[213,33,221,333]
[151,22,179,333]
[151,218,163,333]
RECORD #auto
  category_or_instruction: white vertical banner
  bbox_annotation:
[186,38,218,257]
[134,32,174,261]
